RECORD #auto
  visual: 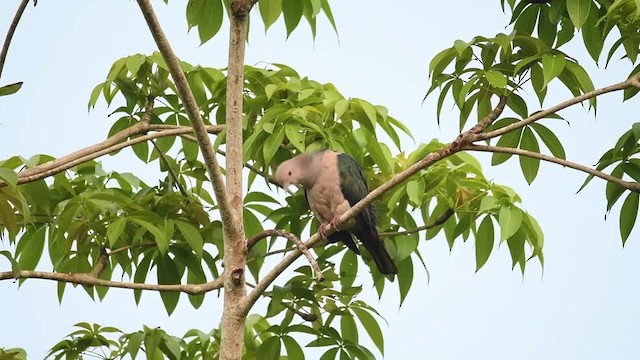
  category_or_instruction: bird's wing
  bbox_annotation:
[337,153,376,230]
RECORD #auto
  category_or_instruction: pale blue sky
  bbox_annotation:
[1,1,640,359]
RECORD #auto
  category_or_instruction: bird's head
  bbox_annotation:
[275,158,301,190]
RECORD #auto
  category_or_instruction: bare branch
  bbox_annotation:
[380,208,455,237]
[0,270,223,295]
[0,0,30,79]
[477,74,640,142]
[464,144,640,192]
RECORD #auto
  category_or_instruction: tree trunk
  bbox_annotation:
[220,1,251,359]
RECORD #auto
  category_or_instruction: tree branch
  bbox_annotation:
[15,124,223,185]
[379,208,455,237]
[0,0,30,79]
[0,270,223,295]
[477,73,640,142]
[463,144,640,192]
[247,229,324,282]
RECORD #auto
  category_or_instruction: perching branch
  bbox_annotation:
[477,73,640,142]
[0,270,223,295]
[463,144,640,192]
[0,0,30,79]
[239,93,509,315]
[247,229,324,282]
[379,208,455,237]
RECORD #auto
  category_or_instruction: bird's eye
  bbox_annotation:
[288,171,292,176]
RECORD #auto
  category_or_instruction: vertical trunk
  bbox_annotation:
[220,1,251,359]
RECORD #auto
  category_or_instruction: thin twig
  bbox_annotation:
[0,0,30,79]
[247,229,323,282]
[0,270,223,295]
[379,208,455,237]
[464,144,640,192]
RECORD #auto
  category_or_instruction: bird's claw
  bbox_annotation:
[318,216,342,239]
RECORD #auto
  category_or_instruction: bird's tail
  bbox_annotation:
[356,230,397,275]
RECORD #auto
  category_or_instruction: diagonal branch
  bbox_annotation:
[0,270,223,295]
[0,0,30,79]
[15,124,223,185]
[476,73,640,142]
[137,0,235,233]
[463,144,640,192]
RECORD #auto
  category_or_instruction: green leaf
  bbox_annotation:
[340,250,358,288]
[285,123,306,152]
[257,336,281,360]
[406,179,425,206]
[156,256,181,315]
[341,313,358,344]
[282,0,304,37]
[282,335,305,360]
[107,218,127,248]
[0,168,18,188]
[620,192,639,245]
[541,54,566,88]
[507,94,528,119]
[186,0,224,44]
[0,82,23,97]
[129,217,168,254]
[531,123,566,159]
[351,307,384,355]
[397,256,413,306]
[319,348,339,360]
[478,196,499,213]
[485,70,507,88]
[125,54,146,75]
[519,127,541,184]
[475,216,494,271]
[259,0,283,31]
[581,9,604,62]
[606,164,625,212]
[491,128,522,165]
[0,250,20,276]
[263,127,286,167]
[175,220,204,259]
[566,0,591,28]
[499,205,523,241]
[0,194,17,240]
[18,227,46,271]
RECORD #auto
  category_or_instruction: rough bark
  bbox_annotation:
[220,1,254,359]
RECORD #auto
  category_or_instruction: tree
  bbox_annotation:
[1,0,639,359]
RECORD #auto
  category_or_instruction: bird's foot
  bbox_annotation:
[318,223,330,239]
[329,216,342,231]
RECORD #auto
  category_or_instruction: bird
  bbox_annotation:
[274,149,398,275]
